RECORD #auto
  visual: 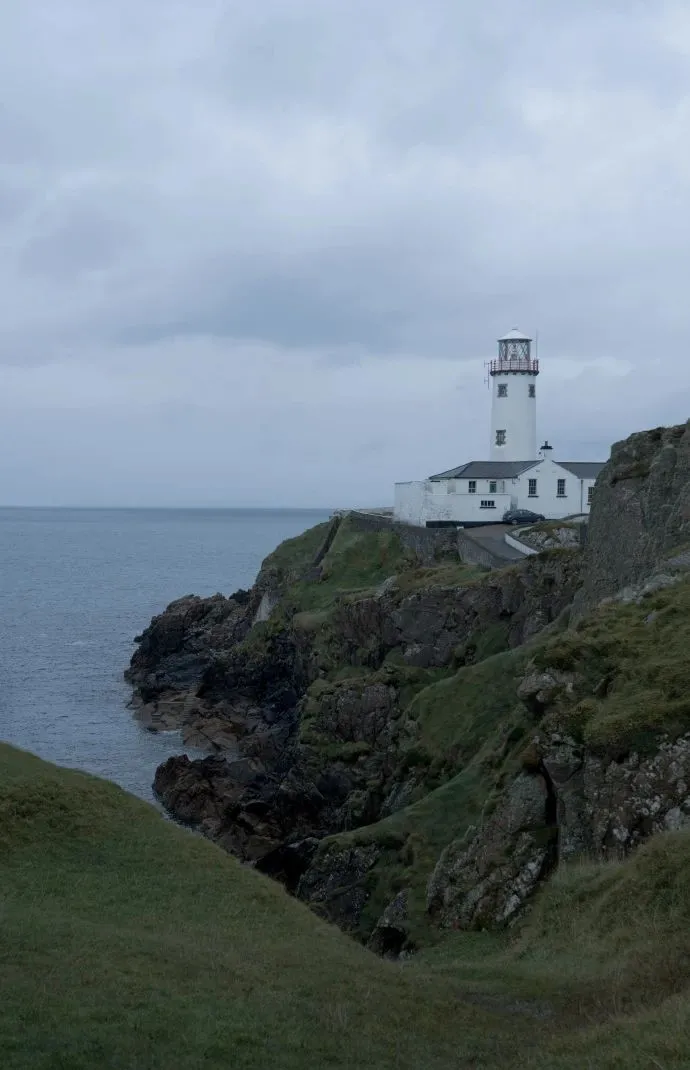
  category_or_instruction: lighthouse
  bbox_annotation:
[489,329,539,461]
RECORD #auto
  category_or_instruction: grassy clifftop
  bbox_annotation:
[2,742,690,1068]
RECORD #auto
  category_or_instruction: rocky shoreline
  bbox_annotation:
[127,421,690,948]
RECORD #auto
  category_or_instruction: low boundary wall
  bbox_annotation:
[456,530,505,569]
[504,533,538,557]
[347,510,459,565]
[347,511,504,569]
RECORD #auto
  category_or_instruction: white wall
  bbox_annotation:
[394,480,512,526]
[489,372,538,461]
[395,463,598,527]
[511,461,596,517]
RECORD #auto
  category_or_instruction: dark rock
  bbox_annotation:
[427,774,556,929]
[367,890,413,958]
[254,838,320,892]
[296,843,382,933]
[573,421,690,616]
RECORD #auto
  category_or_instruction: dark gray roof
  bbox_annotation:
[556,461,605,480]
[429,460,539,480]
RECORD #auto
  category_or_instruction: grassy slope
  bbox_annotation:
[0,744,531,1070]
[3,743,690,1068]
[286,513,481,614]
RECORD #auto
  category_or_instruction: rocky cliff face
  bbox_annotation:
[127,517,581,888]
[127,424,690,953]
[427,715,690,932]
[574,421,690,615]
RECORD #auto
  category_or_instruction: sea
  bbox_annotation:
[0,507,331,804]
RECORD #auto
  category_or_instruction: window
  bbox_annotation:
[587,485,594,505]
[468,480,476,494]
[528,478,538,497]
[557,478,566,497]
[529,384,536,398]
[497,383,508,398]
[480,500,496,509]
[489,480,497,493]
[495,429,506,446]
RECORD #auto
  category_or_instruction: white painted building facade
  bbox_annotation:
[394,330,604,527]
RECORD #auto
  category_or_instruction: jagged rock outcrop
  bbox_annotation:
[296,842,383,933]
[427,774,556,930]
[127,530,581,872]
[153,748,352,868]
[425,714,690,930]
[331,550,582,670]
[518,524,582,552]
[366,890,413,957]
[574,421,690,615]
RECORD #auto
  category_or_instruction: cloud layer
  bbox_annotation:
[1,1,689,505]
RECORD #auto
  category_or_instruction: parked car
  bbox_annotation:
[502,508,546,526]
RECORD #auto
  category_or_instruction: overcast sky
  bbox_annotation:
[1,1,689,506]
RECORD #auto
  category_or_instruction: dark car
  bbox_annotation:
[502,508,546,526]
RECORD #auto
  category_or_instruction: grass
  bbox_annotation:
[404,647,529,761]
[4,742,690,1068]
[0,743,539,1070]
[286,515,414,612]
[259,519,333,582]
[282,515,482,614]
[532,573,690,754]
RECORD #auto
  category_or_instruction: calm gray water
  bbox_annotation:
[0,508,330,802]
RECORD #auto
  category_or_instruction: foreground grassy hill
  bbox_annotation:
[2,742,690,1068]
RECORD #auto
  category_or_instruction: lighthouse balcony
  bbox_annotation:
[488,358,539,375]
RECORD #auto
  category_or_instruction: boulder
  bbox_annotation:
[367,890,413,958]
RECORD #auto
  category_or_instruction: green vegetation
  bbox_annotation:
[282,514,481,613]
[305,574,690,948]
[259,519,333,583]
[285,514,414,611]
[4,742,690,1068]
[309,647,532,943]
[533,574,690,755]
[393,560,484,592]
[0,744,524,1070]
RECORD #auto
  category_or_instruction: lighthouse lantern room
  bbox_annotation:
[489,328,539,462]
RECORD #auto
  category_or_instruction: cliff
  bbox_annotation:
[573,420,690,614]
[128,514,580,884]
[127,422,690,954]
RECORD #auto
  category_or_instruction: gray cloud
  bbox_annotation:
[1,1,689,505]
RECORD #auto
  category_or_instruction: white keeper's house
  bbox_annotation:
[394,329,604,527]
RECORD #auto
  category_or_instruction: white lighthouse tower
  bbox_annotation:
[489,328,539,461]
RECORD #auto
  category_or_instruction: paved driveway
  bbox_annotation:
[463,524,526,562]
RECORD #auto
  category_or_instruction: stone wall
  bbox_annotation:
[456,530,503,569]
[347,511,460,566]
